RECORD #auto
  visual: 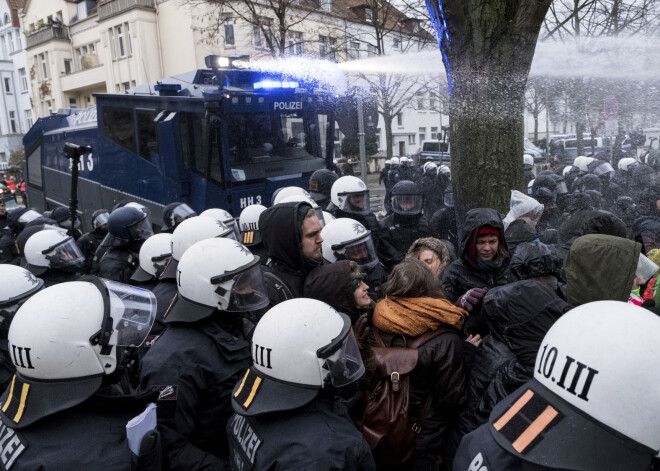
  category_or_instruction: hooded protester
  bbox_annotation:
[502,191,543,255]
[565,234,641,307]
[633,216,660,254]
[442,208,510,335]
[531,175,561,235]
[304,260,373,325]
[509,241,565,299]
[259,201,323,303]
[454,280,569,454]
[406,237,452,278]
[363,259,468,469]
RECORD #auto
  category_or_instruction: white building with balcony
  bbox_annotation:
[0,0,31,171]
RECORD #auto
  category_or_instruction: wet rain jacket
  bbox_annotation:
[442,208,510,335]
[456,280,568,440]
[565,233,640,307]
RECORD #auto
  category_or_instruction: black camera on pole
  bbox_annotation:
[62,142,93,238]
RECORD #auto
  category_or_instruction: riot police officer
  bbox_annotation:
[76,209,109,274]
[24,229,85,287]
[227,298,375,470]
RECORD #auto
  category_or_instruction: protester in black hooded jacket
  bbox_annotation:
[633,216,660,254]
[259,201,323,302]
[442,208,510,336]
[454,280,569,446]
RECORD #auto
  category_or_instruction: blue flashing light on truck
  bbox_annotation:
[23,55,336,228]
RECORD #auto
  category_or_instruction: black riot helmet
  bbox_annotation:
[108,207,154,242]
[162,202,196,232]
[580,174,602,193]
[391,180,423,215]
[309,169,339,206]
[91,210,110,232]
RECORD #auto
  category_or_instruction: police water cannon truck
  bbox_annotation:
[23,55,337,228]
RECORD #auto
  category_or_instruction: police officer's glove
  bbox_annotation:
[454,287,489,312]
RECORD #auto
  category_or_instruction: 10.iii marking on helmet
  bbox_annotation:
[537,344,599,401]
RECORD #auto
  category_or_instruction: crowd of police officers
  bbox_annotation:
[0,151,659,470]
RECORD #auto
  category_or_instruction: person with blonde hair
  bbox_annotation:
[406,237,451,277]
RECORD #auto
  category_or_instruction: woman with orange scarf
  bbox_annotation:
[362,258,468,470]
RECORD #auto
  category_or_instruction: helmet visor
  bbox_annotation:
[339,191,370,215]
[225,262,270,312]
[338,235,378,269]
[314,206,326,228]
[592,162,615,177]
[171,204,196,226]
[556,180,568,194]
[128,217,154,241]
[318,327,365,388]
[444,191,454,208]
[636,254,659,283]
[18,210,41,225]
[44,236,85,269]
[92,212,110,230]
[103,278,157,347]
[391,194,423,215]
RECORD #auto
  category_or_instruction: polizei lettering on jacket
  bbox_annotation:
[273,102,302,110]
[0,423,26,470]
[229,414,262,470]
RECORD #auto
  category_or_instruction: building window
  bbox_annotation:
[253,26,262,47]
[408,134,415,144]
[2,13,8,25]
[18,68,27,92]
[287,32,302,55]
[6,32,13,53]
[419,127,426,142]
[431,126,438,139]
[24,109,33,128]
[64,59,72,75]
[9,111,16,133]
[397,113,403,126]
[46,100,52,115]
[365,8,373,22]
[4,77,11,94]
[392,37,400,49]
[430,98,436,109]
[367,44,377,57]
[14,30,20,50]
[0,36,6,60]
[319,36,336,60]
[69,97,77,108]
[110,24,132,59]
[349,41,360,60]
[40,53,48,79]
[417,93,424,109]
[122,81,130,92]
[224,19,235,46]
[375,127,381,143]
[320,0,331,12]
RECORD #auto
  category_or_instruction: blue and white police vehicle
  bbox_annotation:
[23,55,337,227]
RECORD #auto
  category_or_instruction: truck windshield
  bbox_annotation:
[226,111,328,182]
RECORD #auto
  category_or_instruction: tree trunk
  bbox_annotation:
[534,112,539,142]
[384,116,394,160]
[427,0,551,218]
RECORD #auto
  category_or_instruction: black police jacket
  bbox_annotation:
[0,233,17,265]
[139,315,252,471]
[378,213,432,269]
[0,392,161,471]
[76,229,106,274]
[227,396,376,471]
[98,246,140,283]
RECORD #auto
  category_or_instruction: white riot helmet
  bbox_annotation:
[399,156,412,167]
[17,210,41,226]
[159,216,235,280]
[618,157,639,172]
[384,159,392,166]
[2,278,156,428]
[423,162,438,174]
[576,156,595,173]
[390,157,400,166]
[231,299,364,416]
[199,208,241,240]
[0,265,44,328]
[562,165,574,177]
[24,229,84,276]
[523,154,534,167]
[322,211,335,223]
[272,186,310,206]
[238,204,267,247]
[330,176,370,215]
[167,238,268,322]
[321,218,378,269]
[438,165,451,177]
[489,301,660,470]
[279,194,326,227]
[131,233,173,283]
[573,155,587,168]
